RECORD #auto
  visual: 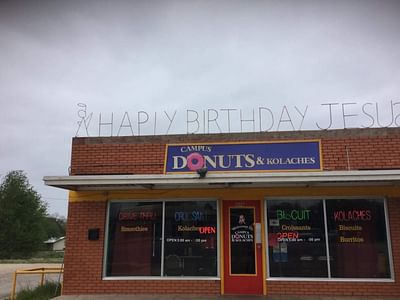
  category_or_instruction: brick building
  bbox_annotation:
[44,127,400,297]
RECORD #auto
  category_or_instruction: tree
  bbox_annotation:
[0,170,48,258]
[43,214,66,239]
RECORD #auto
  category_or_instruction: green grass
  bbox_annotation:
[14,281,61,300]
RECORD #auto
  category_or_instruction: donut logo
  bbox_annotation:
[186,152,205,171]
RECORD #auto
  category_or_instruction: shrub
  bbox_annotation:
[15,281,61,300]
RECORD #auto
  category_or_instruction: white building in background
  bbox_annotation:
[44,236,65,251]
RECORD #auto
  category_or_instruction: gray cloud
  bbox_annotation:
[1,0,400,216]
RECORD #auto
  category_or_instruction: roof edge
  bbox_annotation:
[43,170,400,191]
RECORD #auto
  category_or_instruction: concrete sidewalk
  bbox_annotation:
[54,295,400,300]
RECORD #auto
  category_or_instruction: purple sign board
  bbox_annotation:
[164,140,322,173]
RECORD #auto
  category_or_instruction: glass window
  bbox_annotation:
[326,199,391,278]
[164,201,218,276]
[267,198,392,280]
[230,208,256,274]
[267,199,328,277]
[106,202,162,276]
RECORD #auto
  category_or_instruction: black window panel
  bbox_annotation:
[230,208,256,274]
[267,199,328,277]
[326,199,391,278]
[106,202,162,276]
[164,201,218,276]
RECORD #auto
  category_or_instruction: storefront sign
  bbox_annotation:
[164,140,321,173]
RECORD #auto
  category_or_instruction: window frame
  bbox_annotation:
[265,197,395,282]
[102,198,221,280]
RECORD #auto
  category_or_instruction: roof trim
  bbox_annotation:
[43,170,400,191]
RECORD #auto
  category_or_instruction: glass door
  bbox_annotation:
[223,200,264,295]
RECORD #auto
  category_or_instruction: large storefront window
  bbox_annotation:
[326,199,391,278]
[164,201,217,276]
[106,202,163,276]
[267,198,392,279]
[105,200,218,277]
[267,199,328,277]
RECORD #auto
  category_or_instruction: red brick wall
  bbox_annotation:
[70,128,400,175]
[63,201,220,295]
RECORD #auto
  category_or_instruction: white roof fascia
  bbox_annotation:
[43,170,400,191]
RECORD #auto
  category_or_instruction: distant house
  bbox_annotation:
[44,236,65,251]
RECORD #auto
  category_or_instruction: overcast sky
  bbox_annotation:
[1,0,399,217]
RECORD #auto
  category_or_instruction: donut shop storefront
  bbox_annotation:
[44,128,400,297]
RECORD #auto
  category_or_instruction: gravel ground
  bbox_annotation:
[0,263,63,300]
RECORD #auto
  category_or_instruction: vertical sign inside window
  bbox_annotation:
[230,208,256,275]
